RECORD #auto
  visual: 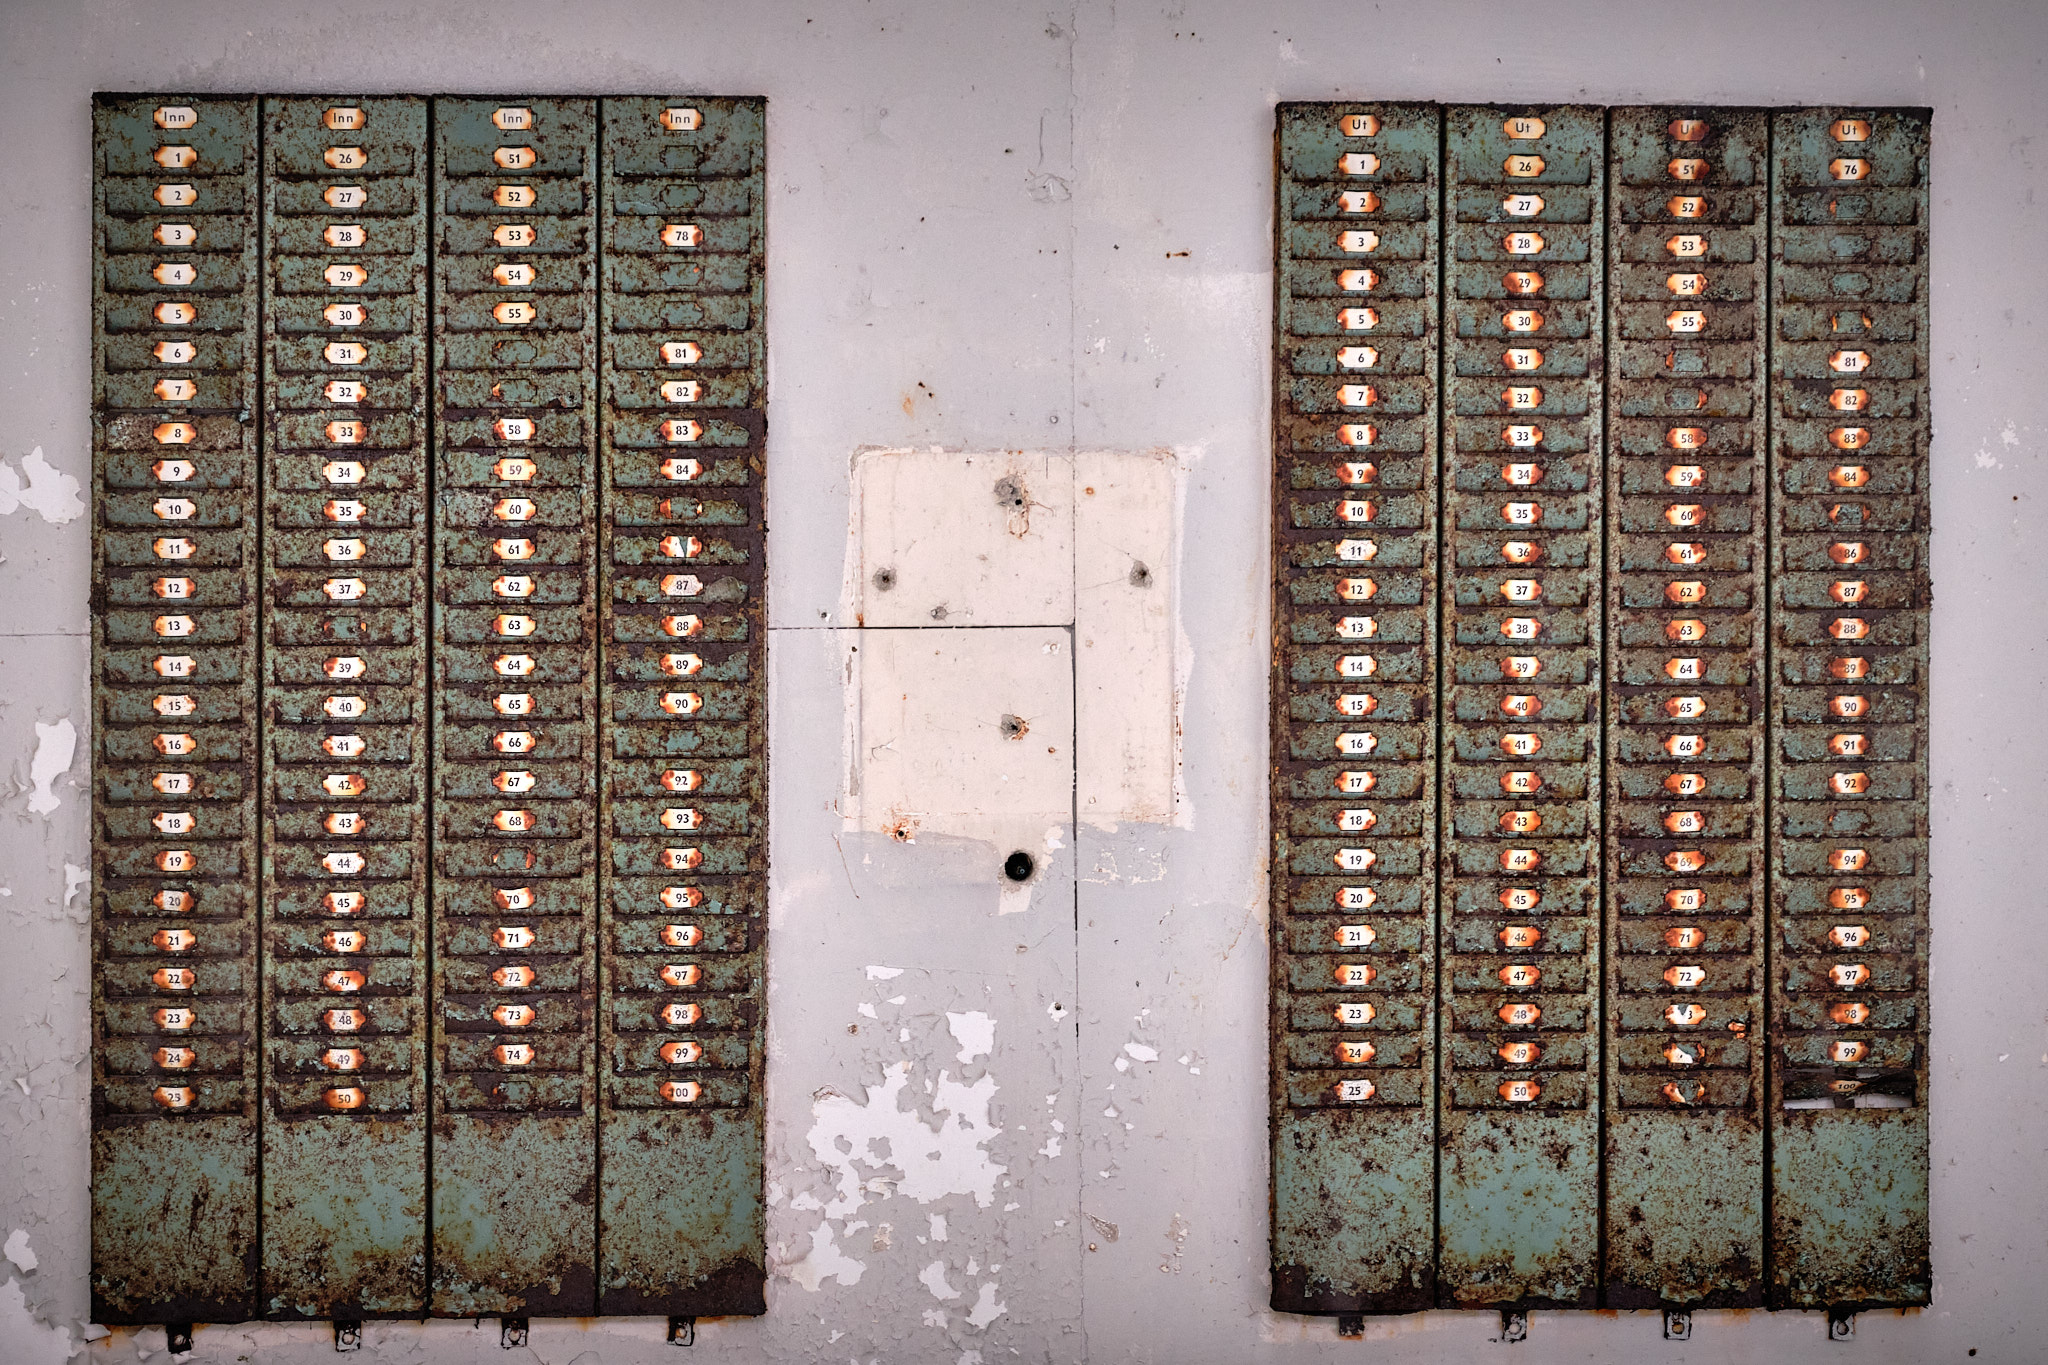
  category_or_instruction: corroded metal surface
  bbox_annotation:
[1270,101,1440,1314]
[596,95,768,1317]
[259,94,430,1320]
[1767,106,1931,1311]
[1437,105,1604,1310]
[429,97,600,1316]
[91,93,262,1326]
[1602,106,1768,1309]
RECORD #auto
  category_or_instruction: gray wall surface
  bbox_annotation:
[1,0,2040,1359]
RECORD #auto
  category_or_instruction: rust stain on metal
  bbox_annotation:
[430,95,600,1316]
[92,92,262,1327]
[1270,101,1440,1315]
[596,94,768,1318]
[1436,104,1605,1311]
[260,94,431,1321]
[1603,106,1768,1310]
[1767,106,1931,1311]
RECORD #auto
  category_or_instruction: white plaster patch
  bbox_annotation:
[0,448,85,525]
[865,964,905,980]
[804,1061,1007,1219]
[946,1010,995,1063]
[1123,1041,1159,1063]
[62,865,88,907]
[919,1260,961,1301]
[784,1222,866,1292]
[4,1229,37,1273]
[964,1281,1006,1329]
[928,1212,948,1242]
[25,718,77,816]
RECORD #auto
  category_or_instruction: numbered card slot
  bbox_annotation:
[1435,104,1605,1311]
[90,93,261,1328]
[1766,107,1931,1312]
[593,94,769,1320]
[1602,107,1771,1311]
[1269,101,1440,1317]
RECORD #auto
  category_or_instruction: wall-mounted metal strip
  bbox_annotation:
[1601,106,1770,1308]
[91,93,262,1325]
[596,94,768,1316]
[258,94,430,1319]
[1437,104,1604,1309]
[1269,100,1441,1314]
[430,96,600,1316]
[1766,106,1931,1311]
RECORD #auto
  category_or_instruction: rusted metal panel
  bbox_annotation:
[1270,101,1440,1315]
[1437,105,1604,1310]
[596,94,768,1318]
[259,95,429,1319]
[430,96,599,1316]
[91,93,262,1326]
[1602,107,1769,1309]
[1767,106,1931,1311]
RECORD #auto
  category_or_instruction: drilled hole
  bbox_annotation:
[1003,850,1034,882]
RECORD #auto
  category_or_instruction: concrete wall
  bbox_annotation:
[0,0,2040,1359]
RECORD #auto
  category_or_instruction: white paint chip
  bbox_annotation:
[0,448,85,525]
[865,965,905,980]
[804,1062,1007,1219]
[25,719,77,816]
[4,1229,38,1273]
[62,865,88,907]
[964,1281,1007,1329]
[784,1222,866,1292]
[1123,1041,1159,1063]
[947,1010,996,1063]
[919,1260,961,1301]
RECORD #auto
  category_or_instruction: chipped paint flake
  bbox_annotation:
[25,719,76,816]
[919,1260,961,1300]
[947,1010,996,1063]
[4,1229,38,1273]
[804,1061,1007,1219]
[784,1222,866,1292]
[964,1281,1006,1328]
[0,448,85,525]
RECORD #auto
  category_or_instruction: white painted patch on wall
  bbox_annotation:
[918,1260,961,1300]
[62,864,88,907]
[842,448,1183,872]
[946,1010,995,1063]
[784,1222,867,1292]
[4,1228,38,1273]
[803,1061,1007,1218]
[25,718,77,816]
[963,1281,1006,1329]
[0,448,85,526]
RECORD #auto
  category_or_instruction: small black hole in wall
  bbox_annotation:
[1004,850,1034,882]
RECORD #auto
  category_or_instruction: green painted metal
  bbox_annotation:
[259,95,430,1319]
[430,96,600,1316]
[1437,104,1604,1310]
[1270,101,1440,1314]
[91,93,262,1326]
[596,94,768,1317]
[1767,106,1931,1311]
[1602,106,1768,1309]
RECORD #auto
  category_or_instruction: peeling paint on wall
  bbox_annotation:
[24,719,76,816]
[0,448,85,527]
